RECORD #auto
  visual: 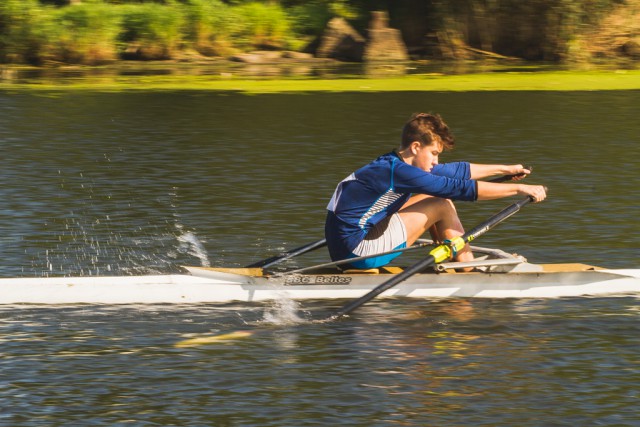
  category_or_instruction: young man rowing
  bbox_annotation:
[325,113,547,269]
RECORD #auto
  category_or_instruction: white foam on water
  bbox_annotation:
[177,232,211,267]
[262,294,304,325]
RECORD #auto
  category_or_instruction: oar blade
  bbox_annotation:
[174,330,255,348]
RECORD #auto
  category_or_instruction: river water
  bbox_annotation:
[0,88,639,425]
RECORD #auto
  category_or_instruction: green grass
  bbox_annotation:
[2,70,640,93]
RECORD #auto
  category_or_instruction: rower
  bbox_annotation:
[324,112,547,271]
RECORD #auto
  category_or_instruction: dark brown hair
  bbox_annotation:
[401,113,455,150]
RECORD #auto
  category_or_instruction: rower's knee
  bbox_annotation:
[432,197,457,217]
[401,197,458,223]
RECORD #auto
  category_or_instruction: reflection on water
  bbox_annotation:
[5,298,638,425]
[0,60,556,85]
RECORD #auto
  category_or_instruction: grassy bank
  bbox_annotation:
[2,70,640,93]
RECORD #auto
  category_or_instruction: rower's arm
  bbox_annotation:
[476,181,547,202]
[470,163,530,180]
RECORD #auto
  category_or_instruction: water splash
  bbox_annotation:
[171,186,211,268]
[177,232,210,267]
[262,295,305,325]
[27,179,207,276]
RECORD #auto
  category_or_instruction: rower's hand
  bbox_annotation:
[519,184,547,202]
[506,164,531,181]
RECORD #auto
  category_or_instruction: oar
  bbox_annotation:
[324,196,535,322]
[244,171,528,270]
[278,241,434,275]
[246,239,327,268]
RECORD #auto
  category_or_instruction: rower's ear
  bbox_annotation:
[410,141,421,155]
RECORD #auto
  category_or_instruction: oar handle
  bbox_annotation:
[488,165,533,183]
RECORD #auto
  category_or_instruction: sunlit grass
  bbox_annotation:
[2,70,640,93]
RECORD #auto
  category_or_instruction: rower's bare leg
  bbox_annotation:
[398,195,473,264]
[428,224,441,244]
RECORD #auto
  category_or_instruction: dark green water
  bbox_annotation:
[0,89,639,425]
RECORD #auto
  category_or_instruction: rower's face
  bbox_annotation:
[414,141,442,172]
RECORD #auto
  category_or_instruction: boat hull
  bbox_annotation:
[183,266,640,300]
[0,267,639,304]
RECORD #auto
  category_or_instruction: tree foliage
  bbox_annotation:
[0,0,637,65]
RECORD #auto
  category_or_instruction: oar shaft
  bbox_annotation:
[463,196,532,242]
[246,239,327,268]
[328,254,437,320]
[279,241,431,275]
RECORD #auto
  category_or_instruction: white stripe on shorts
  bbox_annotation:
[352,213,407,257]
